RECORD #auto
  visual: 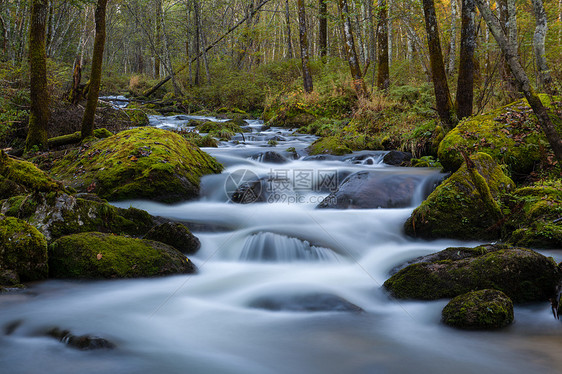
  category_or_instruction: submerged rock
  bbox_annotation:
[47,328,115,350]
[48,127,223,203]
[0,192,155,241]
[0,215,48,282]
[249,293,363,312]
[144,222,200,255]
[250,151,289,164]
[49,232,196,279]
[383,244,559,303]
[317,171,425,209]
[383,151,412,166]
[442,289,514,330]
[404,153,513,240]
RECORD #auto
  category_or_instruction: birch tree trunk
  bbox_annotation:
[338,0,368,98]
[376,0,389,90]
[531,0,554,93]
[447,0,458,74]
[455,0,475,119]
[27,0,50,151]
[475,0,562,162]
[422,0,456,128]
[297,0,313,92]
[81,0,108,139]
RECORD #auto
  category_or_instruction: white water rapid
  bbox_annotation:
[1,116,561,374]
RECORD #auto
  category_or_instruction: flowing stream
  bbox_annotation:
[1,114,561,373]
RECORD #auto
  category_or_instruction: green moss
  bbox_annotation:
[307,136,352,156]
[0,151,62,199]
[384,244,559,302]
[49,232,196,279]
[438,94,561,176]
[442,289,514,330]
[405,153,514,240]
[49,127,223,203]
[0,215,48,281]
[197,121,243,134]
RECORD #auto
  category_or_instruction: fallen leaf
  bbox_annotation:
[96,253,103,260]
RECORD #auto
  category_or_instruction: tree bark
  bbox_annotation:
[297,0,313,93]
[476,0,562,162]
[338,0,368,99]
[318,0,327,58]
[81,0,108,139]
[376,0,389,90]
[498,0,518,101]
[26,0,50,151]
[455,0,475,119]
[531,0,554,93]
[284,0,293,58]
[447,0,458,74]
[193,0,201,85]
[422,0,456,128]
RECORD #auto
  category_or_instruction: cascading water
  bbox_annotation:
[0,114,561,374]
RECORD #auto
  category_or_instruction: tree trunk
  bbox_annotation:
[376,0,389,90]
[498,0,518,101]
[455,0,475,119]
[318,0,327,58]
[154,0,162,78]
[284,0,293,58]
[26,0,50,151]
[297,0,313,93]
[81,0,108,140]
[338,0,368,99]
[422,0,456,128]
[193,0,201,85]
[476,0,562,162]
[447,0,458,74]
[531,0,554,93]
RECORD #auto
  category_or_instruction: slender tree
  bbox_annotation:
[421,0,456,128]
[81,0,108,139]
[338,0,368,98]
[475,0,562,162]
[297,0,313,92]
[26,0,50,151]
[284,0,293,58]
[376,0,389,90]
[455,0,475,119]
[318,0,328,58]
[531,0,554,93]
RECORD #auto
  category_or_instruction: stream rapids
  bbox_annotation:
[1,113,561,373]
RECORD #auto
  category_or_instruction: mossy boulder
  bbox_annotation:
[442,289,514,330]
[438,95,561,176]
[196,121,244,134]
[48,127,223,203]
[0,151,63,199]
[0,192,156,241]
[502,181,562,249]
[405,153,513,240]
[383,244,559,303]
[307,136,352,156]
[265,105,317,128]
[49,232,196,279]
[126,108,150,126]
[144,222,200,254]
[0,215,48,282]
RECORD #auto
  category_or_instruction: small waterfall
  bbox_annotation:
[239,232,340,262]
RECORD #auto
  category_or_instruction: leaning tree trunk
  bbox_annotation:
[81,0,108,140]
[531,0,554,93]
[26,0,50,151]
[338,0,368,99]
[476,0,562,162]
[422,0,457,128]
[455,0,475,119]
[297,0,313,93]
[376,0,389,90]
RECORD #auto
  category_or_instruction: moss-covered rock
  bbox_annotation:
[438,95,561,176]
[196,121,244,134]
[144,222,200,254]
[442,289,514,330]
[307,136,352,156]
[49,232,196,279]
[383,244,559,303]
[0,192,156,241]
[0,151,63,199]
[48,127,223,202]
[126,108,150,126]
[0,215,48,282]
[405,153,513,240]
[502,180,562,249]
